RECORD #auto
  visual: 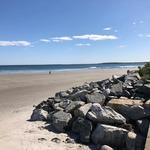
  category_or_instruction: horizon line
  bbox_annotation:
[0,61,149,66]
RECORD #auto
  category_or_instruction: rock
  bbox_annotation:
[82,83,91,90]
[107,98,143,108]
[55,91,69,98]
[89,82,99,89]
[65,101,85,113]
[35,99,54,112]
[134,80,144,88]
[107,99,147,120]
[91,124,128,147]
[91,88,100,93]
[72,117,93,143]
[136,119,150,137]
[74,103,92,117]
[58,99,71,109]
[70,90,88,101]
[136,84,150,97]
[123,80,133,89]
[125,72,141,82]
[100,145,114,150]
[66,88,73,95]
[110,82,123,97]
[109,103,147,121]
[126,132,136,150]
[104,88,111,95]
[135,134,145,150]
[52,103,64,111]
[128,105,148,120]
[54,98,62,103]
[97,79,111,89]
[87,103,126,125]
[144,99,150,110]
[30,109,48,121]
[47,111,56,122]
[51,111,72,132]
[116,75,126,82]
[85,92,105,104]
[122,90,131,98]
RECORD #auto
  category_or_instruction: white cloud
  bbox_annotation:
[114,29,118,33]
[119,45,127,48]
[146,34,150,38]
[139,20,144,24]
[73,34,118,41]
[40,39,50,43]
[104,27,112,31]
[137,34,144,37]
[76,43,91,46]
[132,22,136,25]
[51,36,72,42]
[0,41,31,47]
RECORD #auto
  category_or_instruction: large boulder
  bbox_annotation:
[87,103,126,125]
[52,102,64,111]
[91,124,128,147]
[74,103,92,117]
[97,79,111,89]
[110,81,123,97]
[127,105,148,120]
[115,105,147,120]
[72,117,93,143]
[85,92,105,104]
[51,111,72,132]
[70,90,88,101]
[107,99,147,120]
[136,84,150,97]
[55,91,69,98]
[30,109,48,121]
[58,99,71,109]
[125,72,141,82]
[89,82,100,89]
[107,98,143,108]
[65,101,85,113]
[35,99,54,112]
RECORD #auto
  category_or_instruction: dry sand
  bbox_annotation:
[0,69,131,150]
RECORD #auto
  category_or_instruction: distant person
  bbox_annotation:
[49,71,52,74]
[127,70,130,75]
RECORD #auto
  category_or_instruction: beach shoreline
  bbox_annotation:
[0,68,136,150]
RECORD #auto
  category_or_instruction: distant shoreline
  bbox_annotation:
[0,62,142,74]
[0,67,138,75]
[0,61,149,66]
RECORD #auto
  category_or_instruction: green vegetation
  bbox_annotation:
[138,63,150,80]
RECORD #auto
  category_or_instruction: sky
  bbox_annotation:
[0,0,150,65]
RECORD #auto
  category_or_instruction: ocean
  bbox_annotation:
[0,62,146,74]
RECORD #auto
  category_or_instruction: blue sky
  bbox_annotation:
[0,0,150,65]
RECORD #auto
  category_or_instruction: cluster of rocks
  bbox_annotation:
[30,70,150,150]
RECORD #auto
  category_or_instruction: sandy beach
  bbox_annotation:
[0,69,132,150]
